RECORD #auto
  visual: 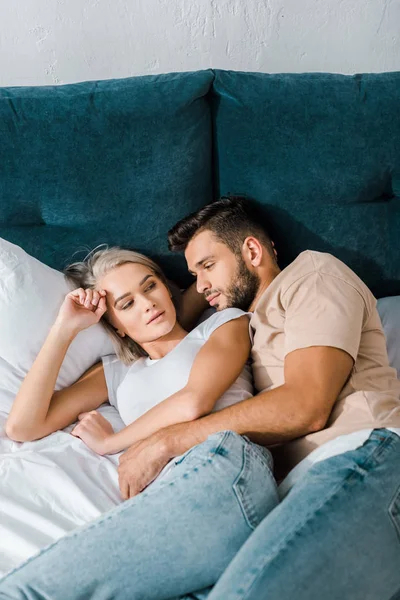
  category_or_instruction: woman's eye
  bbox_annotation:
[145,282,156,292]
[122,300,133,310]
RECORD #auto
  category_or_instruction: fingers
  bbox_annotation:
[95,295,107,317]
[118,452,136,500]
[68,288,107,311]
[118,472,130,501]
[68,288,86,305]
[118,471,142,500]
[78,410,99,421]
[84,288,93,308]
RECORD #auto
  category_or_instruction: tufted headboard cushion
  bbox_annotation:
[0,70,214,285]
[212,70,400,298]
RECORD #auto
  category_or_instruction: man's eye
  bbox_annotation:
[204,264,214,270]
[122,300,133,310]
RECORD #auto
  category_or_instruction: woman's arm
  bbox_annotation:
[74,315,251,454]
[6,288,109,442]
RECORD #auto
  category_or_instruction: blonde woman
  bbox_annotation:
[7,248,255,456]
[7,247,270,466]
[2,246,279,600]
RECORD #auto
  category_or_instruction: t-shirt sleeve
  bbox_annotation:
[201,308,250,340]
[101,355,131,408]
[282,272,366,361]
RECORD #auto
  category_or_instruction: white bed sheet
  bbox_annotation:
[0,404,125,576]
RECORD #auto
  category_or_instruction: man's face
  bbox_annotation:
[185,230,260,311]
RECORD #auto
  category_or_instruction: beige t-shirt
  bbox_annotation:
[250,250,400,470]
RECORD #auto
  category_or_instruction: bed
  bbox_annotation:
[0,68,399,576]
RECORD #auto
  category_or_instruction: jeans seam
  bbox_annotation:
[347,431,397,478]
[246,445,273,477]
[232,446,260,532]
[213,430,232,456]
[388,483,400,542]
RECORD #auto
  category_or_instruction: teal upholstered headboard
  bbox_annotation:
[0,69,399,296]
[0,70,214,286]
[212,70,400,297]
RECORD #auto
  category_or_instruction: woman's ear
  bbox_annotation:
[116,329,126,338]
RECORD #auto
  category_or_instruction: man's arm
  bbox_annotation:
[161,344,353,450]
[118,345,353,498]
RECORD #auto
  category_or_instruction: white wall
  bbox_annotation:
[1,0,399,86]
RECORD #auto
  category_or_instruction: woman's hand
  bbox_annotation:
[56,288,107,335]
[71,410,115,455]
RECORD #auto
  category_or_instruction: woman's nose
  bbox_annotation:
[144,298,156,311]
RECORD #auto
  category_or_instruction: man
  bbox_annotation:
[1,197,399,600]
[166,197,400,599]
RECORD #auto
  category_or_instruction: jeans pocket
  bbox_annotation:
[233,444,278,531]
[173,431,228,466]
[174,447,196,466]
[389,483,400,542]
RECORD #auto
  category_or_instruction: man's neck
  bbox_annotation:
[249,265,281,312]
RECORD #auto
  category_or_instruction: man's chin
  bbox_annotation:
[215,299,230,311]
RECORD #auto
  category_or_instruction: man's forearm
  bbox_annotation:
[165,384,319,457]
[105,388,202,454]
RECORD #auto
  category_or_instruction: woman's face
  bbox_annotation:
[98,262,177,346]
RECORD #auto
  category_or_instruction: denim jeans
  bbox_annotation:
[0,431,278,599]
[185,428,400,600]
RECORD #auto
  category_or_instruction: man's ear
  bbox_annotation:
[242,236,263,267]
[271,240,278,260]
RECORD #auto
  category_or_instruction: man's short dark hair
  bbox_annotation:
[168,196,274,258]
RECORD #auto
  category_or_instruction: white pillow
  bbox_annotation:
[0,238,114,414]
[377,296,400,379]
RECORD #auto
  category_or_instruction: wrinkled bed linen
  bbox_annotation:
[0,404,124,576]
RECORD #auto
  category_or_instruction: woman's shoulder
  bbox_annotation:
[194,307,250,340]
[101,354,146,380]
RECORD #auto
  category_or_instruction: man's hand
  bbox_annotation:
[117,421,205,500]
[117,429,175,500]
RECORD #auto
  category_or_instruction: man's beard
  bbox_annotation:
[224,257,261,311]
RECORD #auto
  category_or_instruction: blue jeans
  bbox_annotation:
[186,428,400,600]
[0,431,278,599]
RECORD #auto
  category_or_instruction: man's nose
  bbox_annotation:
[196,273,210,295]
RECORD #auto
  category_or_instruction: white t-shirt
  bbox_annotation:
[102,308,253,426]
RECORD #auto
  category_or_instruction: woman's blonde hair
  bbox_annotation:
[65,246,181,364]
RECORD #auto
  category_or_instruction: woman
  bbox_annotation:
[6,247,254,461]
[2,247,279,600]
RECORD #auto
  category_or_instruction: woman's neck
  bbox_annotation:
[142,322,188,360]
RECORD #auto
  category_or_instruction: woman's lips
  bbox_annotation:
[147,311,165,324]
